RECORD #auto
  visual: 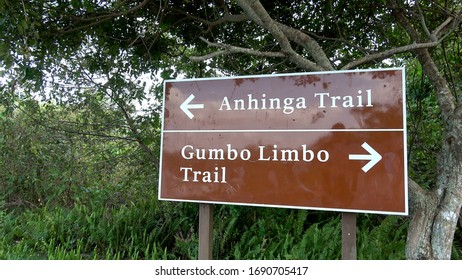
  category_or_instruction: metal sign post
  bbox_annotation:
[198,204,214,260]
[342,212,357,260]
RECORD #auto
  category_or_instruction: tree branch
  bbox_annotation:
[388,0,422,42]
[408,177,434,210]
[415,1,434,41]
[116,97,158,166]
[189,36,285,62]
[236,0,323,71]
[95,77,158,165]
[189,50,229,62]
[275,23,334,70]
[59,0,150,34]
[183,0,331,70]
[341,41,440,70]
[13,103,137,142]
[431,16,454,39]
[168,8,248,33]
[389,0,457,119]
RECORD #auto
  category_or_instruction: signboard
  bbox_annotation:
[159,68,408,215]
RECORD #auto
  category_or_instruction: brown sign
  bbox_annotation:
[159,68,408,215]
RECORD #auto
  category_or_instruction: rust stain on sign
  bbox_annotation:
[159,68,408,215]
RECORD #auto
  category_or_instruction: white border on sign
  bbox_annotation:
[401,68,409,216]
[158,67,408,216]
[163,66,404,83]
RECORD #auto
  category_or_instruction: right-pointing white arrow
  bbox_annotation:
[349,142,382,173]
[180,94,204,119]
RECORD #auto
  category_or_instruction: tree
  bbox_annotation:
[1,0,461,259]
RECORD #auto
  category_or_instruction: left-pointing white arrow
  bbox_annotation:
[180,94,204,119]
[348,142,382,173]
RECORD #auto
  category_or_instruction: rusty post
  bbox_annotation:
[342,212,357,260]
[198,203,214,260]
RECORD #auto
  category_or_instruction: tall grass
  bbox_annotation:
[1,197,459,260]
[0,195,198,259]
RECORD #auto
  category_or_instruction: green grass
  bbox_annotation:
[0,197,195,259]
[2,197,457,260]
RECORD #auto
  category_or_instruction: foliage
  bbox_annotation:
[453,228,462,260]
[357,216,407,259]
[229,211,341,260]
[0,0,461,260]
[0,97,158,208]
[406,64,444,189]
[0,197,192,259]
[0,197,420,259]
[1,192,431,260]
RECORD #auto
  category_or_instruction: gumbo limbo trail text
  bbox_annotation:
[179,144,329,184]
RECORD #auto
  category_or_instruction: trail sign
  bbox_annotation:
[159,68,408,215]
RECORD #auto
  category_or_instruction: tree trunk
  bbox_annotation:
[407,135,462,258]
[406,98,462,259]
[406,179,438,259]
[398,2,462,253]
[431,113,462,259]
